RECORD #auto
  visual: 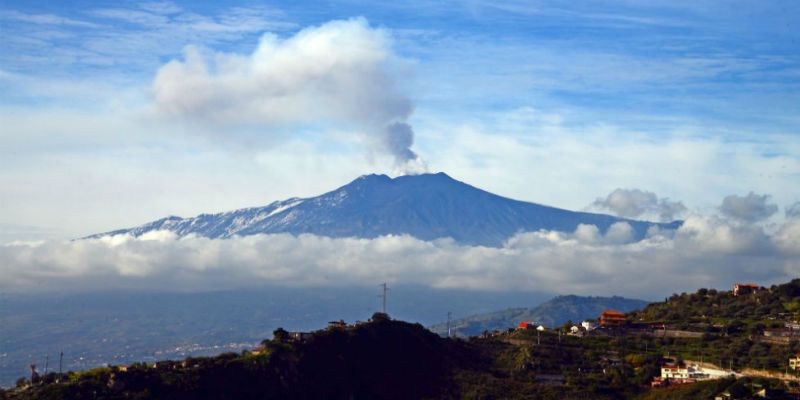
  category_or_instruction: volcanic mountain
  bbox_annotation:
[86,172,681,246]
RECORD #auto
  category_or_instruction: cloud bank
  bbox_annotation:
[3,216,798,299]
[786,201,800,219]
[152,17,426,173]
[719,192,779,222]
[590,188,687,222]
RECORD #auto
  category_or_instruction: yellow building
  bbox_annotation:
[789,355,800,370]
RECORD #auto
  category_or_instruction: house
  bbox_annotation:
[733,283,761,296]
[786,321,800,330]
[789,355,800,371]
[659,364,729,383]
[536,325,547,331]
[569,325,586,337]
[328,320,347,329]
[518,321,535,330]
[288,331,313,342]
[600,310,627,327]
[661,365,690,380]
[581,321,598,331]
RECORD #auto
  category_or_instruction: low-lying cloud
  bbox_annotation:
[152,17,426,173]
[786,201,800,220]
[3,216,798,299]
[719,192,779,222]
[590,188,687,222]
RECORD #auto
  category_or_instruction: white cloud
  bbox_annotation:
[719,192,779,222]
[2,216,797,299]
[151,17,425,172]
[590,188,687,221]
[0,10,101,28]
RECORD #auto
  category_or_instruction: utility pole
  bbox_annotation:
[56,351,63,383]
[446,312,452,338]
[537,329,540,345]
[378,283,389,314]
[44,355,49,375]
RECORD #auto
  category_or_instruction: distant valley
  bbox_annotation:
[0,285,551,387]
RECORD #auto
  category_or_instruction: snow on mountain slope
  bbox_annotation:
[86,172,681,246]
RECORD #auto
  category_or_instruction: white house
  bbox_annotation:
[661,366,690,380]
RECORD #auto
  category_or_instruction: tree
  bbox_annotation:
[371,312,390,322]
[273,327,289,343]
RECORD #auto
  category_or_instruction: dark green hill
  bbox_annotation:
[632,279,800,324]
[431,295,649,336]
[4,316,476,400]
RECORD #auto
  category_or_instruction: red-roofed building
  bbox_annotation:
[733,283,761,296]
[600,310,627,327]
[518,321,535,330]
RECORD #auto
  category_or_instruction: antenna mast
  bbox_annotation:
[378,283,389,314]
[447,312,452,338]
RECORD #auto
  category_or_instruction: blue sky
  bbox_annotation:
[1,0,799,240]
[1,1,800,296]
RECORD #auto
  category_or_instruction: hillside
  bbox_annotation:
[7,279,800,400]
[431,295,649,336]
[633,281,800,323]
[86,173,681,247]
[0,286,550,388]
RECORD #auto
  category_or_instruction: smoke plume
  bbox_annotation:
[151,18,426,173]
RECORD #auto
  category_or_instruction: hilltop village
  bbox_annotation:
[6,281,800,399]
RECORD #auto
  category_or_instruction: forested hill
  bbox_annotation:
[4,315,472,400]
[632,279,800,323]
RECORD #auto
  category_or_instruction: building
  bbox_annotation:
[518,321,535,330]
[569,325,586,337]
[328,320,347,329]
[581,321,598,331]
[288,331,313,342]
[661,366,690,380]
[659,364,731,384]
[789,355,800,371]
[786,321,800,331]
[733,283,761,296]
[600,310,627,327]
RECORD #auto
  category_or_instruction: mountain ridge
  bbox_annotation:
[86,172,682,247]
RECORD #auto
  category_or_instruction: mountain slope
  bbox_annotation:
[87,172,681,247]
[431,295,650,336]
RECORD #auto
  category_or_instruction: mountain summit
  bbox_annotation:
[87,172,680,246]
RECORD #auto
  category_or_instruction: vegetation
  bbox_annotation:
[7,281,800,399]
